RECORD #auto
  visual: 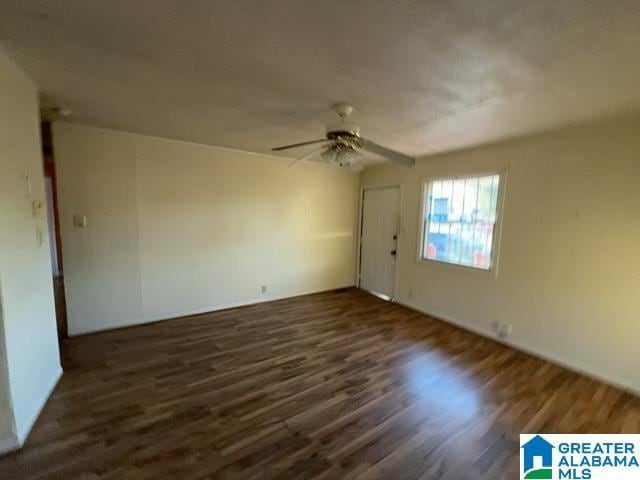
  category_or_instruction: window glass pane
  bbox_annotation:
[477,176,493,222]
[423,174,501,270]
[451,179,465,221]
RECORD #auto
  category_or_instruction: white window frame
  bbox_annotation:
[417,170,506,276]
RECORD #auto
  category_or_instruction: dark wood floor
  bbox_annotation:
[1,288,638,479]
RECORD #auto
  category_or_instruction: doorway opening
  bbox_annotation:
[41,121,67,340]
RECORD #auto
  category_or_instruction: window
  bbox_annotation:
[421,173,502,270]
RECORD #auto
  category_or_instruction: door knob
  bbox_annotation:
[390,250,397,256]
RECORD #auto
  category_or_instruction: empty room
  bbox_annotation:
[0,1,639,479]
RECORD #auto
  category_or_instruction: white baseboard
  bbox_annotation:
[395,298,640,397]
[15,365,63,446]
[141,289,332,323]
[70,284,356,337]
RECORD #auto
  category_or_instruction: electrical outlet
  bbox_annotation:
[261,285,267,294]
[493,321,512,338]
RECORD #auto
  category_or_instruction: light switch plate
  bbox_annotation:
[73,214,87,228]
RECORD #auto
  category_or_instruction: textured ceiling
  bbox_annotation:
[1,0,639,165]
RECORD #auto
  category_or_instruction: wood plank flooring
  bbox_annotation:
[1,288,638,479]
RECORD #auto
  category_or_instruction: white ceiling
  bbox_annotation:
[1,0,639,165]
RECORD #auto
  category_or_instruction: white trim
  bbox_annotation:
[416,169,507,278]
[395,298,640,397]
[15,365,63,446]
[142,287,354,322]
[69,285,355,337]
[361,288,393,302]
[357,183,403,300]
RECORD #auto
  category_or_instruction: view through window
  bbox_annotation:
[422,173,501,270]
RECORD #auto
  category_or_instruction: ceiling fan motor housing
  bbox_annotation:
[326,121,360,139]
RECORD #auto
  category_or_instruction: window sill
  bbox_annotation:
[416,257,499,278]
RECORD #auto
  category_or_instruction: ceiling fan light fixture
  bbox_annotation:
[335,147,361,167]
[320,146,337,164]
[321,145,362,169]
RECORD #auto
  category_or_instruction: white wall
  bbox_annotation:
[53,123,359,335]
[0,46,62,452]
[361,114,640,394]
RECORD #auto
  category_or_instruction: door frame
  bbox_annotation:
[357,183,403,301]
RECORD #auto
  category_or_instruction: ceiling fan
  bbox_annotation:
[271,102,415,171]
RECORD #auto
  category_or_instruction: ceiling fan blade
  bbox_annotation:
[288,144,329,167]
[271,139,328,151]
[360,138,415,166]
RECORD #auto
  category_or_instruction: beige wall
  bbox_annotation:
[361,114,640,394]
[54,123,359,335]
[0,45,61,452]
[51,113,640,394]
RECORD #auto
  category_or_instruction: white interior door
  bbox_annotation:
[359,187,400,299]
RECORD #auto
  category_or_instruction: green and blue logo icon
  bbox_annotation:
[521,435,554,479]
